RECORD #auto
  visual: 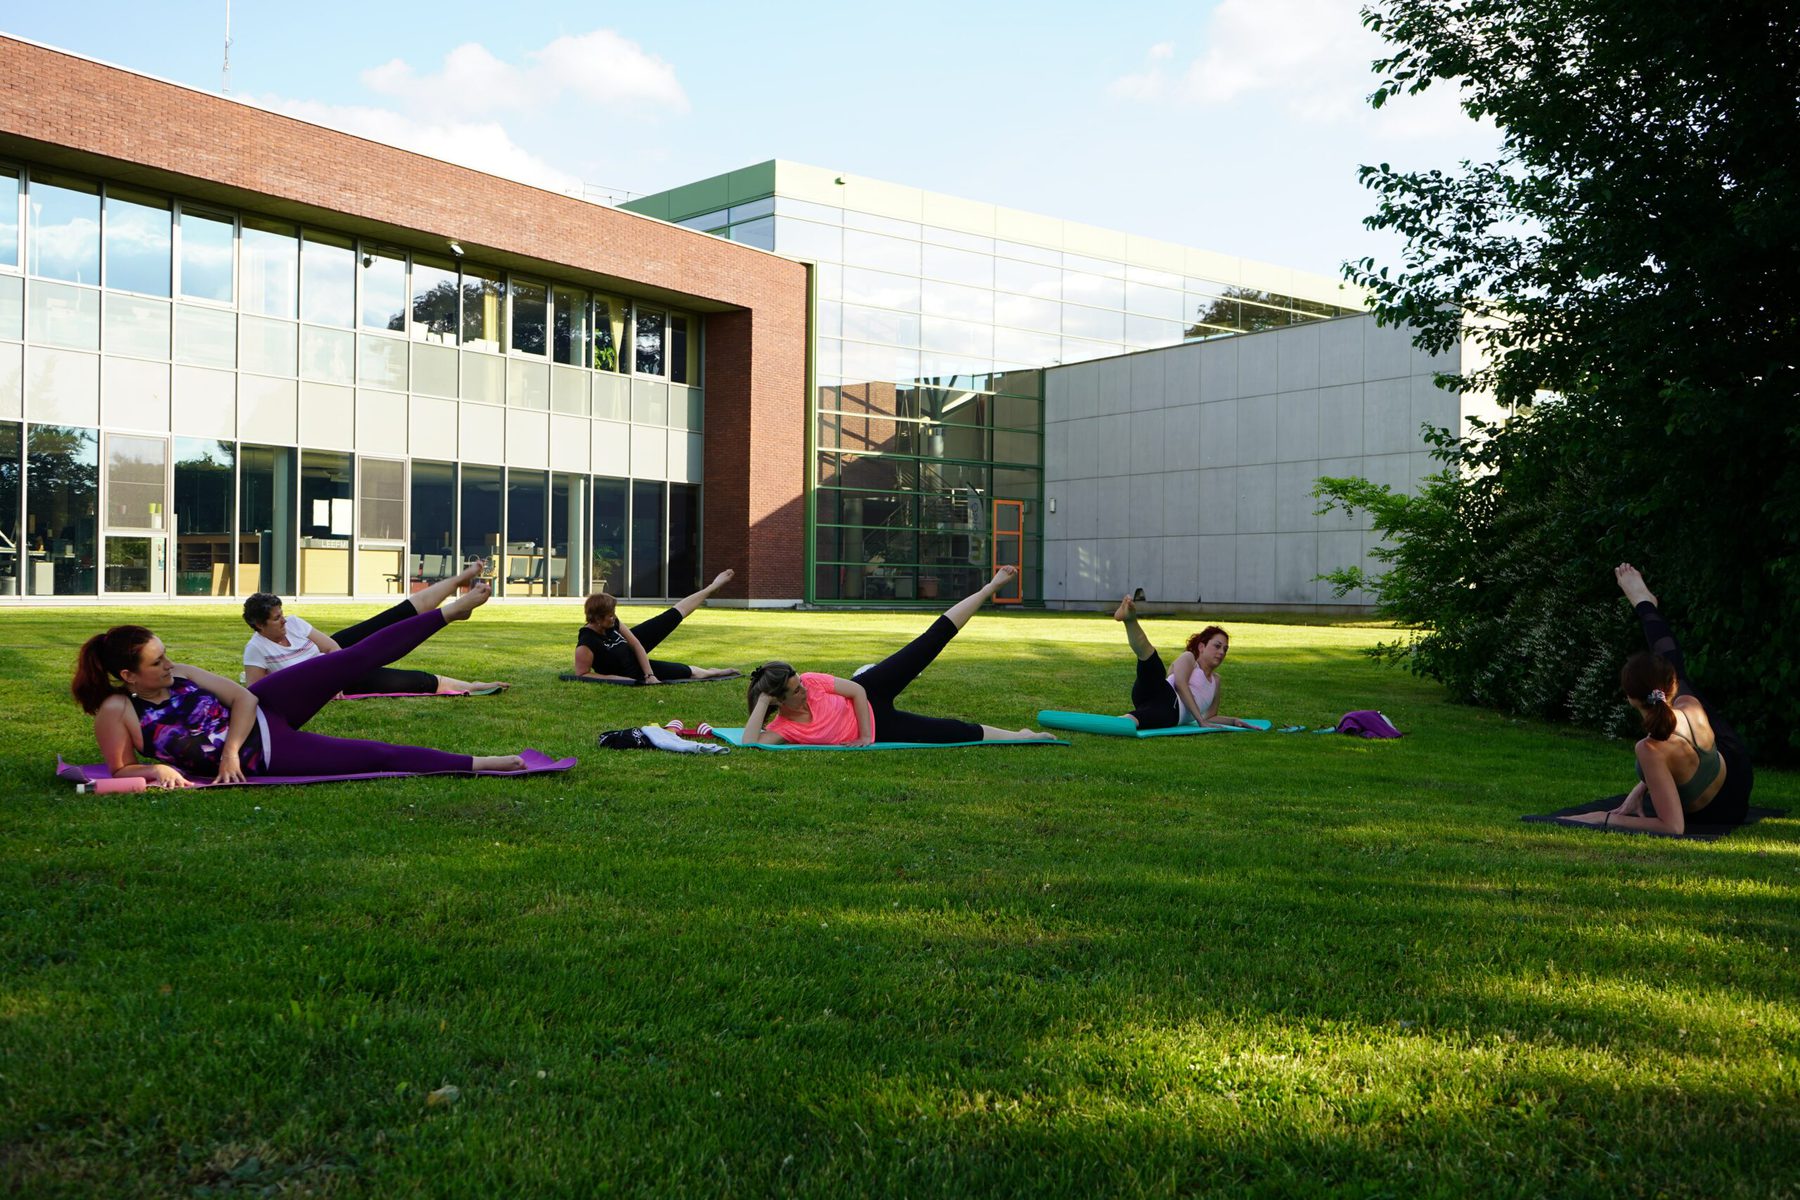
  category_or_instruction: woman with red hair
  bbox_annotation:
[1111,596,1255,731]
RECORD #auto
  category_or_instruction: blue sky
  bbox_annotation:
[4,0,1501,278]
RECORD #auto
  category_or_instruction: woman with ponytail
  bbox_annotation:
[71,583,525,789]
[740,565,1054,745]
[1568,564,1753,832]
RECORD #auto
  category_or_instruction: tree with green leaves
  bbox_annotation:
[1319,1,1800,755]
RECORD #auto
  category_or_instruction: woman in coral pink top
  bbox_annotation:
[740,566,1055,746]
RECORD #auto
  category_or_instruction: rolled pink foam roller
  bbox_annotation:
[77,776,148,794]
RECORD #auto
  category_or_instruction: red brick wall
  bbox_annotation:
[0,36,809,599]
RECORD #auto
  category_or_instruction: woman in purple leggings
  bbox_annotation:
[71,583,523,788]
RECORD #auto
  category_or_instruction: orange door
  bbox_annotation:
[992,499,1024,603]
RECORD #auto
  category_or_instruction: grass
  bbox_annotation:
[3,601,1797,1197]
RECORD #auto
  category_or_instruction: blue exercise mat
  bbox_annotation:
[1036,711,1273,738]
[711,727,1067,751]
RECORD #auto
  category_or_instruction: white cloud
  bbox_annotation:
[247,96,583,193]
[1109,0,1481,140]
[359,31,687,119]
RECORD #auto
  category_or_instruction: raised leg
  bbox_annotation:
[409,557,486,614]
[251,584,489,729]
[1114,594,1157,660]
[671,568,734,619]
[629,607,685,655]
[941,565,1015,632]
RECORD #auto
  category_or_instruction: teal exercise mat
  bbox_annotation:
[1522,795,1787,841]
[711,727,1068,751]
[560,671,740,686]
[1037,711,1272,738]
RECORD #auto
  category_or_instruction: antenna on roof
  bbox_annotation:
[221,0,233,93]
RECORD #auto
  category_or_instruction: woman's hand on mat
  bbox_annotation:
[215,750,247,785]
[852,731,876,747]
[642,674,661,686]
[1565,811,1609,824]
[149,764,194,789]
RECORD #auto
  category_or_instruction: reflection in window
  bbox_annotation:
[241,218,298,320]
[410,257,459,343]
[459,464,501,585]
[729,216,775,250]
[174,305,236,369]
[25,424,98,595]
[593,296,625,372]
[0,170,17,269]
[29,174,100,284]
[460,265,503,351]
[178,209,235,303]
[504,469,547,595]
[173,438,235,595]
[510,278,547,356]
[0,422,18,596]
[28,282,100,351]
[552,287,588,366]
[591,477,627,593]
[103,188,171,297]
[549,472,584,597]
[300,233,355,328]
[669,315,692,385]
[359,245,408,332]
[357,457,406,593]
[843,229,920,275]
[105,434,167,529]
[668,483,699,596]
[633,309,665,376]
[239,443,296,595]
[409,460,456,584]
[299,450,352,595]
[629,480,664,597]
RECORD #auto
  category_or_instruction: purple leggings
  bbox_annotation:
[247,609,473,775]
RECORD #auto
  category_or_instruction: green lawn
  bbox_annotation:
[4,602,1797,1197]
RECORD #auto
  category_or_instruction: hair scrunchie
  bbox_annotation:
[1647,688,1668,705]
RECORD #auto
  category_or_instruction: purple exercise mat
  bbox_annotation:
[55,748,575,789]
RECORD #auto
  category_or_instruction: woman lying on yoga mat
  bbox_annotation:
[573,569,739,684]
[1566,564,1753,833]
[1111,597,1255,731]
[73,584,524,789]
[241,560,506,696]
[740,565,1055,746]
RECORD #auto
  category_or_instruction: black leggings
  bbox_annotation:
[1637,601,1752,824]
[1126,651,1182,730]
[330,600,439,695]
[621,607,695,682]
[852,616,982,743]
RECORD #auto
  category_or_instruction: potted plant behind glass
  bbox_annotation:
[591,550,621,595]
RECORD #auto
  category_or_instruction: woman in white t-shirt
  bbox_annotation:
[1111,597,1254,730]
[241,560,507,696]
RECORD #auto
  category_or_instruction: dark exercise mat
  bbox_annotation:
[1522,795,1788,841]
[559,671,741,686]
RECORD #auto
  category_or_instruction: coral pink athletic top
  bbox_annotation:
[766,672,866,744]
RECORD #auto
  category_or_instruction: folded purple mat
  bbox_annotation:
[55,747,574,789]
[337,684,508,700]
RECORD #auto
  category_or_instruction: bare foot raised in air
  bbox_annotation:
[454,557,487,588]
[442,580,492,621]
[987,563,1018,593]
[1614,563,1659,609]
[473,754,526,772]
[1113,594,1137,621]
[709,568,735,591]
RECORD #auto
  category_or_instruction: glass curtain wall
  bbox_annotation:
[628,481,665,598]
[410,461,457,586]
[0,422,21,596]
[459,465,502,586]
[239,444,295,595]
[591,478,627,595]
[4,162,706,603]
[25,424,97,595]
[299,450,352,595]
[504,469,547,595]
[173,438,235,595]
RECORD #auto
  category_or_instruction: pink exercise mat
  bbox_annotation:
[55,747,574,789]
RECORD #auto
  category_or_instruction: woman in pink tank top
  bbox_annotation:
[1109,598,1256,731]
[740,567,1057,746]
